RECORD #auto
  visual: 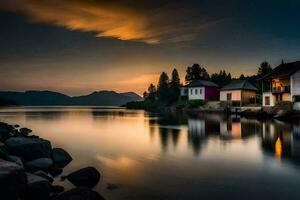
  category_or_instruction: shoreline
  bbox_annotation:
[0,121,105,200]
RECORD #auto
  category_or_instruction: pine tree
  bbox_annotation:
[185,63,210,83]
[147,83,156,101]
[258,61,272,77]
[157,72,170,102]
[169,68,181,103]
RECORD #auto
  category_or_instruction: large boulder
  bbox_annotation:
[7,155,24,168]
[0,159,27,200]
[0,122,14,132]
[53,188,105,200]
[25,158,53,171]
[26,173,52,200]
[0,127,12,142]
[5,137,52,161]
[52,148,72,168]
[33,170,54,183]
[0,141,9,159]
[67,167,101,188]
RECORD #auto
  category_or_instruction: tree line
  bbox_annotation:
[143,61,273,104]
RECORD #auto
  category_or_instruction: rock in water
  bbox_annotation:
[49,165,63,177]
[53,188,105,200]
[19,127,32,136]
[0,122,14,132]
[5,137,52,161]
[0,159,27,200]
[26,173,52,200]
[51,185,65,194]
[7,155,24,168]
[0,141,9,159]
[25,158,53,171]
[33,170,54,183]
[67,167,101,188]
[0,127,12,142]
[52,148,72,168]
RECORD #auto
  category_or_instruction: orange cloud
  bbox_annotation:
[0,0,215,44]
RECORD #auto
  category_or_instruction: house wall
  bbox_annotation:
[220,90,241,101]
[262,92,291,107]
[188,87,205,100]
[263,92,275,106]
[205,87,219,100]
[291,69,300,99]
[282,93,291,101]
[241,90,256,105]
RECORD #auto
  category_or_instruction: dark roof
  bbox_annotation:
[186,80,219,88]
[263,61,300,79]
[220,80,257,91]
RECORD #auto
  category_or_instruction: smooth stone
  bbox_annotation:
[53,188,105,200]
[52,148,72,168]
[67,167,101,188]
[49,165,63,177]
[0,159,27,200]
[19,128,32,136]
[33,170,54,183]
[25,158,53,171]
[0,141,9,159]
[0,122,14,132]
[5,137,52,161]
[0,127,12,142]
[26,173,52,200]
[51,185,65,193]
[7,155,24,168]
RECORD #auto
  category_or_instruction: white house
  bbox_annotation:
[262,61,300,109]
[180,80,219,101]
[220,80,257,107]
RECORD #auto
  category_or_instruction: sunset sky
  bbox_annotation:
[1,0,300,95]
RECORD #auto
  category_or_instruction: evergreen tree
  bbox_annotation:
[147,83,156,101]
[185,63,210,83]
[239,74,245,80]
[143,91,148,99]
[211,70,232,86]
[157,72,170,102]
[169,68,181,103]
[258,61,272,77]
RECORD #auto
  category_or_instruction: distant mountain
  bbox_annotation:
[72,90,142,106]
[120,92,143,99]
[0,90,142,106]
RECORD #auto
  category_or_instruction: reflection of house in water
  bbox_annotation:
[220,116,260,139]
[187,115,220,155]
[261,121,300,164]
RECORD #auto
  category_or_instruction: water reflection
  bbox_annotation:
[2,107,300,199]
[261,120,300,165]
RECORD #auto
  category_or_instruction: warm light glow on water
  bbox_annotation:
[275,137,282,158]
[1,107,300,199]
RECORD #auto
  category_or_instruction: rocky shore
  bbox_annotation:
[0,122,105,200]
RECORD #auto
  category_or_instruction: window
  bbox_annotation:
[190,89,193,95]
[195,89,198,95]
[227,93,232,101]
[265,96,270,106]
[200,89,202,94]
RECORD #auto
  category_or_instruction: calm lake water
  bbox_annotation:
[1,106,300,200]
